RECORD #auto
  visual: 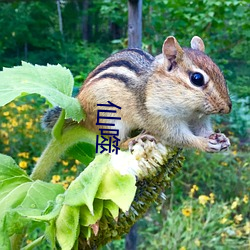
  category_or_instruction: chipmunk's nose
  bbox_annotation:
[219,101,232,114]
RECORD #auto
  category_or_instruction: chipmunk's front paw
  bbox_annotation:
[206,133,230,152]
[128,134,156,152]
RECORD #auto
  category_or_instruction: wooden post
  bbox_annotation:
[82,0,89,41]
[126,1,142,248]
[56,0,64,36]
[128,0,142,49]
[125,223,137,250]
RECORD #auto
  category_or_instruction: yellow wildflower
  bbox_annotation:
[198,195,210,206]
[71,165,77,172]
[18,152,30,159]
[234,214,243,224]
[17,105,31,112]
[209,193,215,204]
[182,207,192,217]
[179,247,186,250]
[195,150,200,155]
[231,197,240,209]
[51,175,61,183]
[19,161,28,169]
[26,239,32,244]
[4,147,10,152]
[194,238,201,247]
[66,176,75,182]
[26,121,33,129]
[3,111,9,116]
[63,182,69,189]
[0,130,8,138]
[32,157,39,162]
[9,103,16,108]
[220,217,228,224]
[221,162,228,167]
[3,138,9,145]
[221,232,227,238]
[232,150,237,156]
[11,119,18,127]
[235,229,242,237]
[189,184,199,198]
[62,160,69,166]
[75,159,81,165]
[244,221,250,234]
[243,195,248,204]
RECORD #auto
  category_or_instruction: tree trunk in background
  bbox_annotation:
[128,0,142,48]
[82,0,89,41]
[125,224,137,250]
[126,1,142,248]
[56,0,63,36]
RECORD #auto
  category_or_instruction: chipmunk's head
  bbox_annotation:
[158,36,232,115]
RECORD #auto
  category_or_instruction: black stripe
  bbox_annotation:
[124,48,154,62]
[91,60,140,79]
[96,73,130,85]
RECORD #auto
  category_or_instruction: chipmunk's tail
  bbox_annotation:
[41,106,62,130]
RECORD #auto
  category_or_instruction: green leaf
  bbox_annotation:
[96,167,136,212]
[103,200,119,219]
[0,176,32,201]
[52,109,66,139]
[45,220,56,249]
[80,199,103,226]
[1,181,64,239]
[56,205,80,250]
[0,182,33,218]
[0,231,10,250]
[0,182,33,247]
[0,62,84,122]
[0,154,65,244]
[66,142,96,166]
[80,226,92,240]
[2,210,30,237]
[0,154,30,181]
[20,181,64,213]
[64,154,110,213]
[27,199,63,222]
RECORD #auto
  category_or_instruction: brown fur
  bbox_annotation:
[77,36,232,152]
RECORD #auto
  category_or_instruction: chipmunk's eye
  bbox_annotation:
[190,72,204,87]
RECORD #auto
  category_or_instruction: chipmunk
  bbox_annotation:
[44,36,232,153]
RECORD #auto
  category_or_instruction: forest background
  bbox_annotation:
[0,0,249,249]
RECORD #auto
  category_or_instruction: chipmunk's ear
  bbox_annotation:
[191,36,205,52]
[162,36,184,63]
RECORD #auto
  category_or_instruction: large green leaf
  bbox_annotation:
[0,154,30,181]
[66,142,96,166]
[0,176,31,201]
[21,181,64,209]
[103,200,119,219]
[79,199,103,227]
[0,154,65,248]
[0,62,84,121]
[96,167,136,212]
[56,205,80,250]
[64,154,110,213]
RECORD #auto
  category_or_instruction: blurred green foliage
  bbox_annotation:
[0,0,249,248]
[0,0,249,97]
